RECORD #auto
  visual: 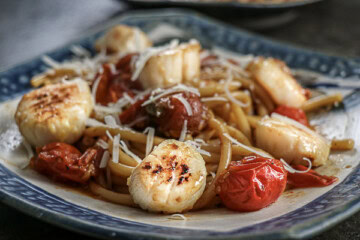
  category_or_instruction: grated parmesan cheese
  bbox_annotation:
[96,139,109,149]
[173,94,193,116]
[99,150,110,168]
[86,118,106,127]
[280,157,312,173]
[224,70,249,108]
[141,84,200,107]
[131,39,179,81]
[91,75,101,105]
[179,120,188,142]
[201,96,228,102]
[143,127,155,156]
[119,140,142,163]
[109,63,117,75]
[185,140,211,157]
[168,214,187,221]
[123,92,135,104]
[193,138,207,145]
[106,130,114,141]
[94,105,122,114]
[223,133,272,158]
[104,115,118,128]
[124,116,147,128]
[112,134,121,163]
[113,114,121,126]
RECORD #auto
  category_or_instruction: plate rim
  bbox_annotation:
[0,8,360,240]
[1,166,360,240]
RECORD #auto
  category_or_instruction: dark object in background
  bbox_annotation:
[121,0,323,11]
[122,0,323,30]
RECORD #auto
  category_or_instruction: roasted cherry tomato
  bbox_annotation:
[273,105,309,126]
[287,165,338,189]
[95,53,142,105]
[32,143,103,184]
[119,94,150,129]
[119,91,208,136]
[215,156,287,212]
[146,92,208,138]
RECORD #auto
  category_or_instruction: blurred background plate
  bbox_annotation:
[122,0,323,10]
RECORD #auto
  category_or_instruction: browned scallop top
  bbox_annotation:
[140,142,196,186]
[17,83,81,122]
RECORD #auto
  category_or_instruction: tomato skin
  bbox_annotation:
[287,165,338,189]
[147,92,208,137]
[119,94,150,129]
[215,156,287,212]
[95,53,142,105]
[32,143,103,184]
[273,105,309,126]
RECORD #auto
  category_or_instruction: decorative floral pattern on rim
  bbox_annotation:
[0,9,359,240]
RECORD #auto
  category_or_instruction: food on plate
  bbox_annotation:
[95,25,152,54]
[32,142,103,184]
[15,79,92,147]
[215,156,287,212]
[247,57,307,108]
[255,114,330,167]
[129,139,207,213]
[273,105,309,126]
[137,40,201,88]
[12,24,354,214]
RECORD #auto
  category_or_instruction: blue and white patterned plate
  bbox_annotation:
[1,9,360,240]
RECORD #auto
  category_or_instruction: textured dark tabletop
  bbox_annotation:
[0,0,359,239]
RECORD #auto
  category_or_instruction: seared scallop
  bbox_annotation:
[247,57,307,108]
[255,115,330,167]
[180,40,201,83]
[138,41,201,89]
[139,47,183,89]
[15,79,93,147]
[128,139,207,213]
[95,25,152,53]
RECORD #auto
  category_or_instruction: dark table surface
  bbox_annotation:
[0,0,359,239]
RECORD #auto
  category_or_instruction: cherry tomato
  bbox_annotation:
[32,143,103,184]
[287,165,338,189]
[146,92,208,137]
[215,156,287,212]
[119,91,208,136]
[119,94,150,129]
[273,105,309,126]
[94,53,142,105]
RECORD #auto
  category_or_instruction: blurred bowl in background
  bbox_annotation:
[120,0,323,30]
[121,0,323,11]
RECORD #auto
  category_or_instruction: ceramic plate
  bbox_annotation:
[1,9,360,240]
